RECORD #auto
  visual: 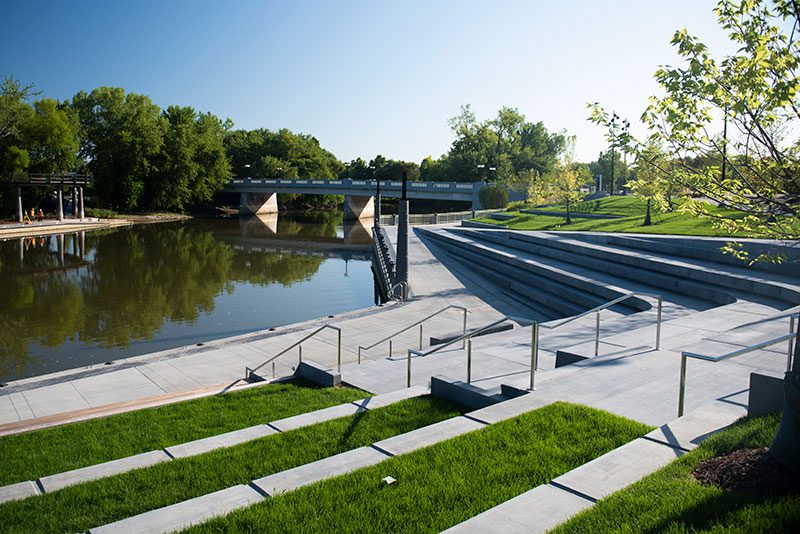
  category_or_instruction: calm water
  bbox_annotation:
[0,213,377,382]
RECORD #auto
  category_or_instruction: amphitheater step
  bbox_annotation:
[443,400,746,533]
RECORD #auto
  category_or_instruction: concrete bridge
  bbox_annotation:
[224,178,524,220]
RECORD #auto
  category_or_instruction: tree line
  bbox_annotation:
[1,78,583,215]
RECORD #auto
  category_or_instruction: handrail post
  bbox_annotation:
[788,314,796,372]
[389,339,393,358]
[530,322,539,390]
[462,308,468,349]
[358,346,362,365]
[594,312,600,357]
[678,353,687,417]
[298,344,302,364]
[656,296,663,350]
[272,361,275,378]
[419,323,423,350]
[467,338,473,384]
[337,328,342,373]
[407,349,412,388]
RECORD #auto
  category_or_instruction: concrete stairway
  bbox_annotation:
[0,385,429,505]
[419,227,798,318]
[444,399,748,534]
[87,393,554,534]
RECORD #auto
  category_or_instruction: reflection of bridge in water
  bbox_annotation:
[223,214,373,261]
[10,231,91,275]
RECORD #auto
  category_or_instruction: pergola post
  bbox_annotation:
[57,189,64,222]
[79,187,85,220]
[72,187,77,217]
[16,186,23,223]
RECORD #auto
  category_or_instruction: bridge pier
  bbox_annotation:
[239,192,278,216]
[343,195,374,221]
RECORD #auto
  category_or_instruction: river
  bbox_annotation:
[0,213,377,382]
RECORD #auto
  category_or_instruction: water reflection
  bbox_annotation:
[0,213,375,381]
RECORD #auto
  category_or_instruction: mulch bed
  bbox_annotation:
[693,447,799,496]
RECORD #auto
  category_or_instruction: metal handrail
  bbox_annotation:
[246,324,342,381]
[357,304,468,364]
[387,281,408,301]
[406,314,535,388]
[534,292,663,363]
[678,312,798,416]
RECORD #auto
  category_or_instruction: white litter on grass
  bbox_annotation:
[382,476,396,485]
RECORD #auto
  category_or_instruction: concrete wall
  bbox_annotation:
[343,195,375,221]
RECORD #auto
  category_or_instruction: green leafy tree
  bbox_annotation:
[23,98,81,173]
[72,87,165,211]
[548,140,587,224]
[149,106,231,211]
[590,0,799,246]
[628,141,671,225]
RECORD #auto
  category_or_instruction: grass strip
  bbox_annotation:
[480,196,794,237]
[0,396,461,534]
[0,379,366,486]
[551,412,800,533]
[185,402,651,533]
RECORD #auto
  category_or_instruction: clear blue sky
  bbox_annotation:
[2,0,733,163]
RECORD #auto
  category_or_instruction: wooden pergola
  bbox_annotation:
[0,173,92,222]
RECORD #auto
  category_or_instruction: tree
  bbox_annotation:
[150,106,231,211]
[589,0,799,247]
[23,98,81,173]
[549,140,587,224]
[628,141,670,225]
[0,76,38,140]
[72,87,165,211]
[590,0,800,472]
[429,104,567,183]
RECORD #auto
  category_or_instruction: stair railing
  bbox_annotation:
[357,304,468,364]
[406,314,533,388]
[532,292,663,366]
[245,324,342,381]
[678,311,798,416]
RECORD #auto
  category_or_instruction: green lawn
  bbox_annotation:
[0,396,462,534]
[551,413,800,533]
[0,379,367,487]
[186,402,651,534]
[478,196,787,237]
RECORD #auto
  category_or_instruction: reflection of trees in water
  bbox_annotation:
[0,221,327,378]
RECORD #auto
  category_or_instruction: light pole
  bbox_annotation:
[609,113,618,195]
[477,164,497,182]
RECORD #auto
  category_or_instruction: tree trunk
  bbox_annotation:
[565,200,571,225]
[644,199,652,226]
[770,322,800,472]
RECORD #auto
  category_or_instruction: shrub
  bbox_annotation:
[478,184,508,209]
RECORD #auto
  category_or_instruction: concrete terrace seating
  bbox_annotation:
[87,394,553,534]
[0,385,429,505]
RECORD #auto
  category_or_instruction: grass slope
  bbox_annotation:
[479,196,782,237]
[0,396,462,534]
[0,379,366,487]
[186,402,651,533]
[552,413,800,533]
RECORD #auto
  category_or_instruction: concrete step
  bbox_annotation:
[422,229,613,317]
[457,228,735,307]
[498,230,798,306]
[444,400,747,533]
[87,394,555,534]
[89,484,264,534]
[0,386,430,504]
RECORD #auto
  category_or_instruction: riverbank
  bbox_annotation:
[0,213,192,239]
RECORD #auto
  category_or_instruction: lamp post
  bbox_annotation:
[608,114,629,195]
[477,164,497,182]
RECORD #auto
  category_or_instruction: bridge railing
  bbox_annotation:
[229,178,482,193]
